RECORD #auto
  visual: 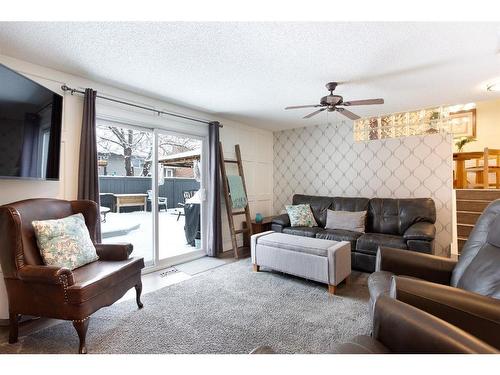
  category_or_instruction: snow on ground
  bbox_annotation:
[101,209,197,263]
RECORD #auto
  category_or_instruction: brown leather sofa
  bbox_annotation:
[251,296,498,354]
[368,199,500,350]
[0,198,145,354]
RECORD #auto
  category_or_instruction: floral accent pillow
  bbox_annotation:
[285,204,318,227]
[32,213,98,270]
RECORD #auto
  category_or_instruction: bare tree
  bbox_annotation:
[96,125,201,177]
[97,126,152,176]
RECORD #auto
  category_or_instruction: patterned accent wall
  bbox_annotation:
[274,122,453,256]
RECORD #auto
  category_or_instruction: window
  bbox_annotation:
[164,168,174,178]
[354,103,476,142]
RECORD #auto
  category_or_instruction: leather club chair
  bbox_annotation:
[250,296,498,354]
[0,198,145,354]
[368,199,500,350]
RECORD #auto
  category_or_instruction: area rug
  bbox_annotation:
[0,259,371,354]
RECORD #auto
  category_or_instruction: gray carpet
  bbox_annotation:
[0,259,371,354]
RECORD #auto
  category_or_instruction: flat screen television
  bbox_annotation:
[0,63,62,180]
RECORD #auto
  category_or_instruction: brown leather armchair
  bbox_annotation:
[368,199,500,349]
[0,198,145,354]
[251,296,498,354]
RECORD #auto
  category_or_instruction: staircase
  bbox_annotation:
[456,189,500,254]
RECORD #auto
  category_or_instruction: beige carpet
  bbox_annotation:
[0,259,371,354]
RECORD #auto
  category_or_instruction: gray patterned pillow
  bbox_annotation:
[32,213,98,270]
[285,204,318,227]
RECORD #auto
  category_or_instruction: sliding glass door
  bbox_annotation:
[96,120,155,266]
[96,118,206,269]
[155,130,205,264]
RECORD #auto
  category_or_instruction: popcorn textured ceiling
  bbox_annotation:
[0,22,499,130]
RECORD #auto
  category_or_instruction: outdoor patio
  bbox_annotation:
[101,209,199,264]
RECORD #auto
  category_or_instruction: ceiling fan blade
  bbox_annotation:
[303,107,326,119]
[285,104,321,110]
[336,107,361,120]
[341,98,384,106]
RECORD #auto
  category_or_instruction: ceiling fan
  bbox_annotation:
[285,82,384,120]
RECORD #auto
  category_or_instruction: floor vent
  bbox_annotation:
[159,267,179,277]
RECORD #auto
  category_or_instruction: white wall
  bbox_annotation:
[220,124,274,251]
[0,54,273,320]
[458,98,500,152]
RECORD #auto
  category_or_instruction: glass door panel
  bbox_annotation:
[96,120,155,266]
[156,131,204,261]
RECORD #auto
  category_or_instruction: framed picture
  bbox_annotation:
[449,109,476,138]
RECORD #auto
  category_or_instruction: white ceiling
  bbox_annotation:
[1,22,500,130]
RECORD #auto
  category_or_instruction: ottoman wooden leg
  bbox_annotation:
[253,264,260,272]
[328,284,337,295]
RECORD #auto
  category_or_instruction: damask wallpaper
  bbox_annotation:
[273,121,453,256]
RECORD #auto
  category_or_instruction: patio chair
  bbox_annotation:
[176,190,196,221]
[147,190,168,211]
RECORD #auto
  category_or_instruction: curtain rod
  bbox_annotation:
[60,85,222,127]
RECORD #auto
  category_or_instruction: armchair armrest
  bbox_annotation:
[272,214,290,228]
[390,276,500,350]
[18,265,74,286]
[376,246,457,285]
[372,295,498,353]
[95,243,133,261]
[404,222,436,241]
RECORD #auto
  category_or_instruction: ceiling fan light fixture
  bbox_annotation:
[486,81,500,92]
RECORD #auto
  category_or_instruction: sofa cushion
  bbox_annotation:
[456,243,500,299]
[451,200,500,288]
[257,232,336,257]
[285,204,318,227]
[315,228,362,247]
[367,198,436,235]
[283,226,323,238]
[357,233,407,255]
[67,257,144,304]
[332,197,370,212]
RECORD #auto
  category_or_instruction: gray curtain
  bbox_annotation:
[207,121,222,256]
[78,88,101,241]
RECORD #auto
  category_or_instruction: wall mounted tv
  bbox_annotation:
[0,63,63,180]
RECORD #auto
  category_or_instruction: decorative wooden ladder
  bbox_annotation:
[219,143,253,258]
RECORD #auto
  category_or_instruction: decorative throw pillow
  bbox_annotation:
[32,213,98,270]
[325,209,367,233]
[285,204,318,227]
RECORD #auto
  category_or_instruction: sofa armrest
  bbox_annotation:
[272,214,290,227]
[17,265,74,286]
[95,243,133,261]
[271,214,290,232]
[372,295,497,353]
[390,276,500,350]
[404,222,436,241]
[376,247,456,285]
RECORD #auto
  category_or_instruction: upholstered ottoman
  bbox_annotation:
[251,231,351,294]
